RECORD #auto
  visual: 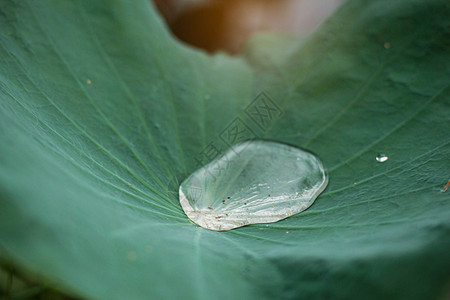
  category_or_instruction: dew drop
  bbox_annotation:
[376,154,389,162]
[179,140,328,231]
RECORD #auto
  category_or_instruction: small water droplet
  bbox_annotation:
[179,140,328,231]
[376,154,389,162]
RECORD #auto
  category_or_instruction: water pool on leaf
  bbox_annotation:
[179,140,328,231]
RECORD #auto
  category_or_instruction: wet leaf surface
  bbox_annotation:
[0,0,449,299]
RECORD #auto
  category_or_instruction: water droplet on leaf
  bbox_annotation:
[376,154,389,162]
[179,140,328,231]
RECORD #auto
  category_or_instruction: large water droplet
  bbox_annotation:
[376,154,389,162]
[179,140,328,231]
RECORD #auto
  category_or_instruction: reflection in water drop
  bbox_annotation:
[376,154,389,162]
[179,140,328,231]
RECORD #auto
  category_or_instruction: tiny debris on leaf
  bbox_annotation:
[442,179,450,192]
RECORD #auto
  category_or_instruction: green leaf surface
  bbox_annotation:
[1,0,449,299]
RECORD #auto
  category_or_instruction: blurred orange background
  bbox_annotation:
[153,0,343,53]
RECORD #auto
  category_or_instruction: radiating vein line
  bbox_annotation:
[110,222,190,237]
[0,40,177,212]
[301,68,387,148]
[193,230,208,300]
[260,38,344,139]
[328,83,450,173]
[45,142,185,219]
[190,61,207,154]
[256,215,441,230]
[319,138,450,198]
[151,63,188,174]
[0,83,184,217]
[218,232,263,259]
[228,230,294,246]
[41,144,187,221]
[142,1,187,174]
[77,4,174,184]
[293,183,443,218]
[25,4,177,207]
[300,24,437,148]
[0,101,183,220]
[262,23,422,143]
